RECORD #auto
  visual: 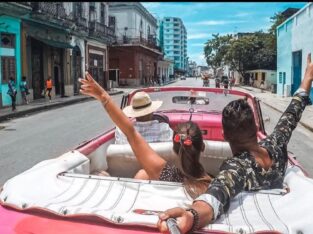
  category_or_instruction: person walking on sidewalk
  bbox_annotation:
[260,80,265,93]
[20,76,29,104]
[7,77,17,111]
[157,53,313,234]
[45,77,53,102]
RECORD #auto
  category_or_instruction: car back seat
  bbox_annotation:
[106,140,232,178]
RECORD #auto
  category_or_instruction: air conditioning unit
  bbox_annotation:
[284,84,291,97]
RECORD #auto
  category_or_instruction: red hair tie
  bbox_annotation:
[174,134,192,146]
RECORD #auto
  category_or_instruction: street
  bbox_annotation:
[1,77,313,185]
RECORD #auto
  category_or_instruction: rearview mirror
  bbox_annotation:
[172,96,210,105]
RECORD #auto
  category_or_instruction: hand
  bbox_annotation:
[304,53,313,82]
[79,72,109,101]
[157,207,194,234]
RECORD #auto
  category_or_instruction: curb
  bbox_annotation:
[0,91,124,123]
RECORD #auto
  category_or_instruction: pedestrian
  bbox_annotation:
[20,76,29,104]
[157,53,313,234]
[7,77,17,111]
[45,76,53,102]
[260,80,265,93]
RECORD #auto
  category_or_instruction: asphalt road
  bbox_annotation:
[1,77,313,185]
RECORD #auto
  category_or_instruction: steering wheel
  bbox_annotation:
[152,113,170,124]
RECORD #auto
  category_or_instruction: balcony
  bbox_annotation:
[73,15,88,31]
[115,36,162,53]
[32,3,68,20]
[89,21,115,43]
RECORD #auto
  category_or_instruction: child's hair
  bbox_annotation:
[173,121,212,198]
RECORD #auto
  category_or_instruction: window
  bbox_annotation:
[1,57,16,83]
[255,72,258,80]
[74,2,82,18]
[1,33,15,48]
[100,3,106,24]
[147,25,150,36]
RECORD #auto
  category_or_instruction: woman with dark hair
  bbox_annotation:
[7,77,17,111]
[79,73,212,199]
[157,53,313,234]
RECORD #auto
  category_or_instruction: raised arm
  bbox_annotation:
[79,73,166,180]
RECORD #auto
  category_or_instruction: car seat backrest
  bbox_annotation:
[106,140,232,178]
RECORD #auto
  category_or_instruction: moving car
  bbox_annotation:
[180,76,186,80]
[1,86,313,234]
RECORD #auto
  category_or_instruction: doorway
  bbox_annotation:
[31,39,44,99]
[292,50,302,95]
[72,46,82,95]
[54,66,60,95]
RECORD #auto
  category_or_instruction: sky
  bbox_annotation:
[142,2,307,66]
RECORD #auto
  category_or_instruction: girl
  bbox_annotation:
[79,73,212,198]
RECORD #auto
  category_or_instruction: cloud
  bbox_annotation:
[188,33,211,40]
[194,20,247,26]
[233,12,253,17]
[190,43,206,47]
[188,53,207,65]
[142,2,161,9]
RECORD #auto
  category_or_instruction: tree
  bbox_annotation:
[224,35,257,78]
[203,34,232,76]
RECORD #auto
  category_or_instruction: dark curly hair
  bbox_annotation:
[222,99,257,148]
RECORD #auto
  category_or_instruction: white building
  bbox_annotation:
[108,2,163,86]
[109,2,157,42]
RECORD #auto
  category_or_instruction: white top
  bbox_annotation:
[114,120,173,144]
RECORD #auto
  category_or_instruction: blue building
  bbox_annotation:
[277,3,313,100]
[158,17,187,74]
[0,16,22,108]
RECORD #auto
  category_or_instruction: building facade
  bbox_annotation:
[277,3,313,99]
[0,3,31,108]
[108,2,162,86]
[187,61,197,77]
[159,17,187,74]
[0,2,115,108]
[157,58,174,84]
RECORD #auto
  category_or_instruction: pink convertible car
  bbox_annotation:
[1,87,312,234]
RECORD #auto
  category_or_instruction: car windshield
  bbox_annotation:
[134,90,243,113]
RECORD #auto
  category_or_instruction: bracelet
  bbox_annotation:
[186,208,200,233]
[102,98,111,107]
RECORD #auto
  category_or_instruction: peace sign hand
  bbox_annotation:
[79,72,110,101]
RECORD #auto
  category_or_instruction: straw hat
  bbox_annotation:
[123,91,163,118]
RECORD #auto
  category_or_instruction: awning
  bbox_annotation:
[36,38,74,49]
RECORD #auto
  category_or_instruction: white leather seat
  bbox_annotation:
[106,140,232,178]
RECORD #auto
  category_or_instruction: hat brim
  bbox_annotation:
[123,100,163,118]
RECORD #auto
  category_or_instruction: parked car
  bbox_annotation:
[180,76,186,80]
[1,87,312,234]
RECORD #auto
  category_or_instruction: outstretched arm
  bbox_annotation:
[79,73,166,180]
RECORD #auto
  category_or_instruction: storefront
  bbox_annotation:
[23,20,73,100]
[0,16,22,108]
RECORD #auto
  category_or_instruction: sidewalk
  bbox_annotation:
[0,90,123,123]
[236,85,313,132]
[0,79,178,123]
